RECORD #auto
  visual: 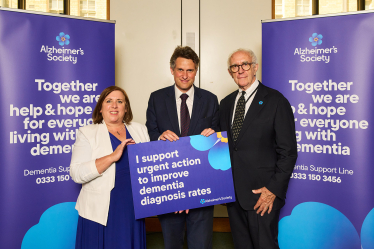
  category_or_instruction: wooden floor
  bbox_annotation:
[145,217,231,232]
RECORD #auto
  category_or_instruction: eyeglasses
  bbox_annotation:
[229,62,255,73]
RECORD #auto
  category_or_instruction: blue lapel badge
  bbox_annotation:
[259,101,263,105]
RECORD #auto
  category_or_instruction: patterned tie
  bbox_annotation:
[180,93,190,137]
[232,91,246,142]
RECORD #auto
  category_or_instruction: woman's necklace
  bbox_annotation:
[109,125,125,135]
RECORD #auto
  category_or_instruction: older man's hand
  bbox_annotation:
[252,187,276,216]
[200,128,215,137]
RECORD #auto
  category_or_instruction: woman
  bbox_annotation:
[70,86,149,249]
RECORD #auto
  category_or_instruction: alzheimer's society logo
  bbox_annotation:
[200,199,205,204]
[294,33,337,63]
[56,32,70,46]
[309,33,323,46]
[39,32,84,64]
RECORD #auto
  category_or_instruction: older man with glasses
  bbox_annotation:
[219,48,298,249]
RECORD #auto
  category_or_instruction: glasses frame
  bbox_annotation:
[229,62,255,73]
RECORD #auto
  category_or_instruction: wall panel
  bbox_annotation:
[111,0,181,124]
[200,0,272,101]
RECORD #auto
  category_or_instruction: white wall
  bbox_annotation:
[182,0,200,85]
[111,0,181,124]
[200,0,272,101]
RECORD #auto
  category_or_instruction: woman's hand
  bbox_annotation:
[110,139,135,162]
[96,138,135,174]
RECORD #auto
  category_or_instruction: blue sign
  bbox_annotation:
[0,9,114,249]
[262,12,374,249]
[128,132,236,219]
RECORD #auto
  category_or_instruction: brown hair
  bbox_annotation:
[170,46,200,70]
[92,86,133,124]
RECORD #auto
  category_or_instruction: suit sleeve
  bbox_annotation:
[137,122,151,143]
[141,124,151,143]
[146,93,161,141]
[211,95,220,132]
[70,129,101,184]
[265,96,298,199]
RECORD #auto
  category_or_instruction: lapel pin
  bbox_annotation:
[259,101,263,105]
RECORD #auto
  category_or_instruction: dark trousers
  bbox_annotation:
[227,200,280,249]
[158,206,214,249]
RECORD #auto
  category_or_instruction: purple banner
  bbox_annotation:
[0,9,114,249]
[262,12,374,249]
[128,132,235,219]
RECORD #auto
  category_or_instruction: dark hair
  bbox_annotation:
[92,86,133,124]
[170,46,199,70]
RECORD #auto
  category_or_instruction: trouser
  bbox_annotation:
[227,200,280,249]
[158,205,214,249]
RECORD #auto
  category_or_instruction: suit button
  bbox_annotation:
[235,148,238,151]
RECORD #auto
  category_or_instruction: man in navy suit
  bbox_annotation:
[219,49,297,249]
[146,46,219,249]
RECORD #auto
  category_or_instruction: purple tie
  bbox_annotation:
[180,93,190,137]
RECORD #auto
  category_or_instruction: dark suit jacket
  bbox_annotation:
[146,85,219,141]
[219,82,297,211]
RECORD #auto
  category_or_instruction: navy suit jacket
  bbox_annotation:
[219,82,298,211]
[146,85,219,141]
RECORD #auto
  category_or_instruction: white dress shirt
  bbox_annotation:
[175,84,194,132]
[231,79,259,125]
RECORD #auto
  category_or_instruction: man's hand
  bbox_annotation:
[252,187,276,216]
[175,209,189,214]
[160,130,179,141]
[200,128,215,137]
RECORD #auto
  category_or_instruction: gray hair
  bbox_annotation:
[227,48,258,69]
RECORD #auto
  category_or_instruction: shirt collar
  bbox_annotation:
[238,79,259,96]
[175,84,194,100]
